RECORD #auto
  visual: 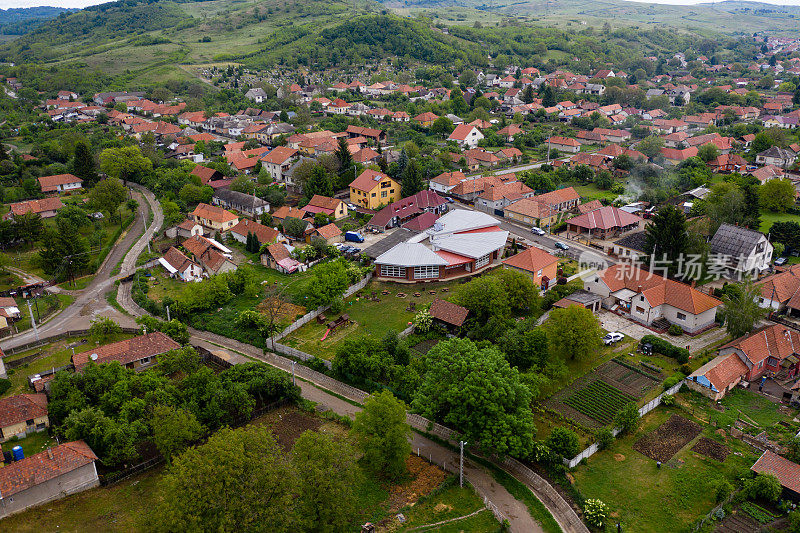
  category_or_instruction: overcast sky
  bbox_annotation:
[4,0,800,9]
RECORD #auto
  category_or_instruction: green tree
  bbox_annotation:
[744,472,782,502]
[89,177,128,223]
[38,218,91,279]
[760,178,796,213]
[614,402,640,434]
[546,427,580,459]
[304,259,350,308]
[401,159,424,198]
[704,181,746,233]
[721,279,767,338]
[72,140,99,187]
[644,205,689,275]
[150,404,204,465]
[637,136,664,160]
[292,431,360,532]
[89,316,122,342]
[497,323,549,371]
[695,143,718,162]
[545,306,602,362]
[541,85,556,107]
[335,136,353,175]
[452,275,510,322]
[99,145,152,184]
[413,338,536,457]
[12,212,44,248]
[152,426,303,532]
[352,390,411,481]
[282,216,307,238]
[304,165,333,198]
[431,116,454,138]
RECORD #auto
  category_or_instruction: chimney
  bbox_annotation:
[637,285,642,292]
[47,448,53,460]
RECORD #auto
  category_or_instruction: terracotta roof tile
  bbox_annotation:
[0,394,48,428]
[72,332,180,371]
[502,247,559,274]
[0,441,97,498]
[429,299,469,327]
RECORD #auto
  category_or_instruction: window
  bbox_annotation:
[381,181,391,188]
[676,312,686,320]
[381,191,387,198]
[635,306,645,313]
[475,254,491,269]
[758,361,763,369]
[371,192,376,197]
[36,422,46,430]
[414,265,440,279]
[767,357,779,367]
[141,357,151,365]
[537,269,543,276]
[26,419,34,426]
[380,265,405,278]
[390,189,395,194]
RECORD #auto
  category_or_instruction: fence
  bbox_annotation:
[272,273,373,341]
[563,380,685,468]
[272,342,332,369]
[3,327,141,356]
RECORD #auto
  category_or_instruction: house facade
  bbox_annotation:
[349,169,400,210]
[38,174,83,194]
[584,264,721,333]
[71,332,181,372]
[708,223,773,280]
[190,203,239,232]
[502,247,560,289]
[0,394,49,442]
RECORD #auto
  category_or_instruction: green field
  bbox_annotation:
[759,210,800,234]
[282,279,461,360]
[564,380,634,425]
[573,398,759,533]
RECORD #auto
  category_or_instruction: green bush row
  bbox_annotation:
[641,334,690,364]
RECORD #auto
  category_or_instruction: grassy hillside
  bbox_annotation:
[390,0,800,36]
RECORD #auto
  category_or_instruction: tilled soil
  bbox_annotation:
[692,437,730,462]
[633,414,702,462]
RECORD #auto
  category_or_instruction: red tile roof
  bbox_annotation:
[72,332,180,371]
[0,394,48,428]
[38,174,82,192]
[751,450,800,494]
[230,219,279,244]
[449,124,480,141]
[314,222,342,241]
[568,205,642,231]
[350,169,392,192]
[721,323,800,366]
[0,441,97,498]
[429,298,469,327]
[191,203,238,224]
[502,247,559,274]
[8,197,63,217]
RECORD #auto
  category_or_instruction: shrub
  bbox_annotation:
[641,335,690,364]
[329,297,344,314]
[744,472,782,503]
[546,427,580,459]
[668,324,683,336]
[413,309,432,333]
[0,378,10,395]
[715,480,733,503]
[614,402,640,434]
[584,499,609,528]
[663,375,681,390]
[597,428,614,450]
[661,394,675,406]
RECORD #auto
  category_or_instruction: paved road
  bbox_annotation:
[0,184,162,351]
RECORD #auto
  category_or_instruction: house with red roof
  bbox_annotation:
[159,246,203,282]
[190,203,239,232]
[72,332,180,372]
[0,440,100,518]
[567,205,644,240]
[367,190,448,232]
[303,195,348,220]
[448,124,484,149]
[687,352,749,401]
[475,181,535,213]
[751,450,800,500]
[5,197,63,220]
[428,299,469,331]
[718,323,800,383]
[349,169,400,210]
[429,171,466,194]
[0,394,49,442]
[413,112,439,127]
[547,136,581,154]
[584,264,722,333]
[229,218,279,247]
[503,246,559,289]
[38,174,82,194]
[307,222,342,244]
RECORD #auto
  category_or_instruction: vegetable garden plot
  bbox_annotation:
[633,414,702,462]
[691,437,730,462]
[562,380,635,426]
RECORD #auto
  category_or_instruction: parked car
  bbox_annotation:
[531,227,546,236]
[344,231,365,243]
[603,332,624,345]
[554,241,570,250]
[775,256,788,266]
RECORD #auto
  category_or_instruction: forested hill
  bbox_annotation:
[0,6,77,36]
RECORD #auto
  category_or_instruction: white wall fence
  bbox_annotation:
[272,273,373,341]
[564,381,685,468]
[271,341,332,369]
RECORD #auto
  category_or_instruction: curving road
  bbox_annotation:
[0,184,163,351]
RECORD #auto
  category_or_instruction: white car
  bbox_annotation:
[603,332,624,345]
[531,227,546,236]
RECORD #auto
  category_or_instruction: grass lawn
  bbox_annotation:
[3,430,58,458]
[568,182,620,202]
[573,398,759,533]
[395,481,498,531]
[57,275,95,291]
[0,269,22,291]
[2,332,134,397]
[282,279,460,360]
[759,210,800,233]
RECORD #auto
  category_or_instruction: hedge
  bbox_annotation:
[641,334,690,364]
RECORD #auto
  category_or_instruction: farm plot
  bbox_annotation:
[597,360,660,398]
[563,381,635,426]
[691,437,730,462]
[633,414,702,462]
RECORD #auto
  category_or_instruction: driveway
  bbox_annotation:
[597,310,729,353]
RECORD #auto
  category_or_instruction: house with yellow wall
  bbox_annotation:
[0,394,49,442]
[349,169,400,210]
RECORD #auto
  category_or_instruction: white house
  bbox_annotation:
[709,223,773,280]
[584,264,722,334]
[448,124,484,149]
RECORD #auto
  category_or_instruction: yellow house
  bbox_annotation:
[349,169,400,210]
[190,203,239,233]
[504,198,560,229]
[0,394,49,442]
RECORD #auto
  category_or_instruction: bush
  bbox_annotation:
[744,472,782,503]
[641,335,690,364]
[597,428,614,450]
[0,378,10,395]
[614,402,640,434]
[715,479,733,503]
[661,394,675,406]
[546,427,580,459]
[584,499,609,528]
[668,324,683,336]
[663,375,681,390]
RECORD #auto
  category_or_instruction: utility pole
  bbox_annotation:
[291,360,296,386]
[459,441,467,488]
[27,299,39,341]
[166,305,171,322]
